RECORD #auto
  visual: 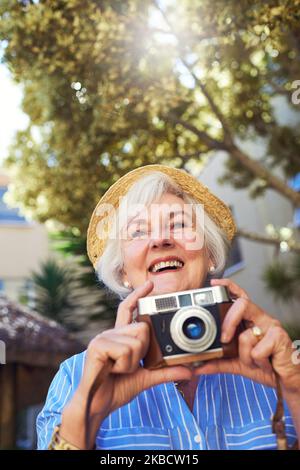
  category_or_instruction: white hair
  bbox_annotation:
[96,171,230,299]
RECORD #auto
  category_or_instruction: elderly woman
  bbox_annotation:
[37,165,300,450]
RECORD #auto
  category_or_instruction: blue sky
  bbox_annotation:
[0,63,29,164]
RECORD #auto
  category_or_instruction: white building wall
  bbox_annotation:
[0,170,50,302]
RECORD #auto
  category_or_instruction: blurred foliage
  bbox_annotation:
[262,255,300,301]
[27,256,119,332]
[283,322,300,341]
[28,258,80,330]
[0,0,300,235]
[49,229,120,325]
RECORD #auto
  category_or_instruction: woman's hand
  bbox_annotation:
[79,280,192,414]
[194,278,300,394]
[61,280,192,449]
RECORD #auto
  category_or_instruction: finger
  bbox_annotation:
[221,297,271,343]
[91,337,133,374]
[193,358,237,376]
[102,321,150,345]
[103,334,147,373]
[101,323,150,370]
[251,355,273,374]
[210,278,249,300]
[238,328,258,369]
[251,326,290,374]
[194,329,273,375]
[139,365,194,391]
[115,280,154,328]
[193,358,275,388]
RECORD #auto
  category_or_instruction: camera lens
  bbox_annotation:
[182,317,205,340]
[170,306,217,353]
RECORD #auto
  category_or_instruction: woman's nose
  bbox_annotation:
[149,237,175,249]
[148,227,175,249]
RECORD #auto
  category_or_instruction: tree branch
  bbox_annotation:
[268,79,291,98]
[176,151,206,161]
[166,113,300,205]
[237,228,300,253]
[229,146,300,206]
[179,57,234,142]
[167,112,226,151]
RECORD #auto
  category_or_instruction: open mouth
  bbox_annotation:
[148,259,184,274]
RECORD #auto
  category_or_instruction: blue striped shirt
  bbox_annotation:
[36,351,297,450]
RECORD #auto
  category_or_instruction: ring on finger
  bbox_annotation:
[251,325,264,342]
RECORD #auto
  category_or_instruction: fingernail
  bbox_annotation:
[221,332,229,343]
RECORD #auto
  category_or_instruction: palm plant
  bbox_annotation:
[262,255,300,302]
[26,230,119,335]
[262,255,300,337]
[29,258,82,331]
[31,259,72,318]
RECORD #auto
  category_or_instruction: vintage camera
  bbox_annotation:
[137,285,242,369]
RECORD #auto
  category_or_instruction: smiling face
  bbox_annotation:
[120,192,212,296]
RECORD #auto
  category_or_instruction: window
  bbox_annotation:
[0,279,4,292]
[24,279,36,310]
[289,173,300,229]
[224,206,244,276]
[0,186,28,225]
[289,173,300,192]
[293,208,300,228]
[224,235,244,276]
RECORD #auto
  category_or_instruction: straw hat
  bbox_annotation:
[87,164,236,268]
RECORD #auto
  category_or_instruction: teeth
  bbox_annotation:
[150,260,184,273]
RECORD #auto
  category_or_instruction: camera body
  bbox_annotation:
[137,285,242,369]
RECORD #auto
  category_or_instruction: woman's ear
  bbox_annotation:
[123,280,132,289]
[206,255,215,274]
[202,262,215,288]
[121,266,132,289]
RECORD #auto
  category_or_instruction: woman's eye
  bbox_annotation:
[131,229,146,238]
[172,222,185,229]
